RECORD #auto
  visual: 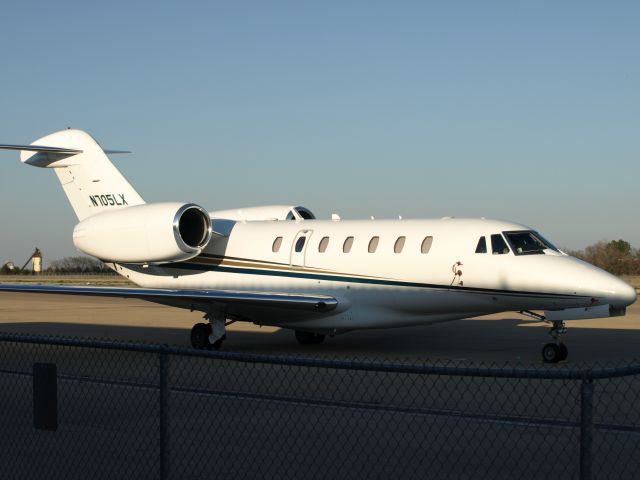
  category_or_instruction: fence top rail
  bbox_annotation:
[1,332,639,380]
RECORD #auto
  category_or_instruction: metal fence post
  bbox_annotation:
[580,377,594,480]
[160,348,170,480]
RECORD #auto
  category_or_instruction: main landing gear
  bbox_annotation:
[542,320,568,364]
[294,330,326,345]
[190,310,227,350]
[190,323,226,350]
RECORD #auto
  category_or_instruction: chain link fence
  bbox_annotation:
[0,333,638,479]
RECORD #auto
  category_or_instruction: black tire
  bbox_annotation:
[559,343,568,361]
[542,343,561,364]
[295,330,326,345]
[212,334,226,350]
[191,323,212,349]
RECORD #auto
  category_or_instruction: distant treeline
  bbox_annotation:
[3,242,640,276]
[568,240,640,276]
[1,256,110,275]
[47,256,111,274]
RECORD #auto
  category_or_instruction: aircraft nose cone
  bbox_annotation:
[583,266,637,308]
[612,280,637,308]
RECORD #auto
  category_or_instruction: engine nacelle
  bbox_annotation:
[210,205,315,221]
[73,202,213,264]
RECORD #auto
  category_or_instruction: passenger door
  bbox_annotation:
[290,230,313,268]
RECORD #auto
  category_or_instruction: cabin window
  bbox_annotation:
[368,236,379,253]
[421,236,433,254]
[475,236,487,254]
[491,234,510,255]
[394,236,406,253]
[318,236,329,253]
[343,236,354,253]
[272,237,283,253]
[294,236,306,253]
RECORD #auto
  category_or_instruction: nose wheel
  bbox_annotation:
[542,342,568,363]
[542,321,568,363]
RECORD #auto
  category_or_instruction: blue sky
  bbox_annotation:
[1,1,638,265]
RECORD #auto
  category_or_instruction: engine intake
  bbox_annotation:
[73,202,213,264]
[175,204,212,250]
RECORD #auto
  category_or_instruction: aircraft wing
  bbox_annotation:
[0,284,338,321]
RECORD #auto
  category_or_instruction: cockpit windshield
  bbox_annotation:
[503,230,559,255]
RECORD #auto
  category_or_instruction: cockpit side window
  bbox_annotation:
[475,237,487,254]
[503,230,559,255]
[491,234,510,255]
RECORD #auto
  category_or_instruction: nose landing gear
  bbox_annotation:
[520,311,569,364]
[542,320,568,364]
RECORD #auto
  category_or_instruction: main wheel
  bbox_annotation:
[295,330,326,345]
[542,343,561,364]
[191,323,212,349]
[212,334,226,350]
[558,343,568,361]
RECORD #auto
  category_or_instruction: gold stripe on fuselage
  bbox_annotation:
[190,254,392,281]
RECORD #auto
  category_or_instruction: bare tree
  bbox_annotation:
[569,240,640,275]
[47,256,107,274]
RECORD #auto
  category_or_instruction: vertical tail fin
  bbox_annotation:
[2,129,144,220]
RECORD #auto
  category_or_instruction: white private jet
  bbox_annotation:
[0,129,636,363]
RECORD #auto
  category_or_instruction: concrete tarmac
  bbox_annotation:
[1,292,639,479]
[0,292,639,364]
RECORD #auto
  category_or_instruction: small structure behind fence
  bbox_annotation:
[0,333,638,480]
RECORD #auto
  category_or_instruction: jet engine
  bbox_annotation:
[73,202,213,264]
[210,205,315,221]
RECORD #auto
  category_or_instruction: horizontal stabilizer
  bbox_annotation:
[0,145,131,155]
[0,144,83,155]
